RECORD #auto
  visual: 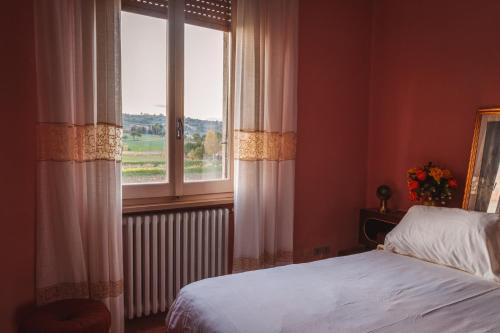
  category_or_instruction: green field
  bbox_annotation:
[122,134,223,183]
[124,134,165,152]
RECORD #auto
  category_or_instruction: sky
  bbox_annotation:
[121,12,224,121]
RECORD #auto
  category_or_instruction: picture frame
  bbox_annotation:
[462,108,500,213]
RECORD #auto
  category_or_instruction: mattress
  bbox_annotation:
[165,250,500,332]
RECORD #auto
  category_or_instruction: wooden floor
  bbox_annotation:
[125,313,166,333]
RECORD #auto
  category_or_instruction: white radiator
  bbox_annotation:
[123,208,230,319]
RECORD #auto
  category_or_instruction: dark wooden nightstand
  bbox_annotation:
[338,208,406,256]
[359,208,406,249]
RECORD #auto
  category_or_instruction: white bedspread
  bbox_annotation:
[165,251,500,332]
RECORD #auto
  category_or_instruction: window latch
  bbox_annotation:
[176,118,183,139]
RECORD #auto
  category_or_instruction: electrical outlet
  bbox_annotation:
[313,246,331,256]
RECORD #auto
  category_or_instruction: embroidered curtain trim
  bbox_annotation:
[234,130,296,161]
[233,251,293,272]
[37,123,123,162]
[37,280,124,304]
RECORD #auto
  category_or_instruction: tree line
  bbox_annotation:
[126,124,165,140]
[185,131,223,160]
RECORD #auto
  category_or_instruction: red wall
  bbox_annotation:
[366,0,500,210]
[294,0,372,260]
[0,1,37,331]
[4,0,500,328]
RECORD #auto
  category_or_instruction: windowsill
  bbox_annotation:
[122,192,234,214]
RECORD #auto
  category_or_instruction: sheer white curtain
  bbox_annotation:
[35,1,124,332]
[233,0,298,271]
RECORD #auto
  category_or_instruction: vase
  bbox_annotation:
[422,200,436,206]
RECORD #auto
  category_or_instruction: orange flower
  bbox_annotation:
[442,169,452,179]
[429,167,444,183]
[407,168,418,175]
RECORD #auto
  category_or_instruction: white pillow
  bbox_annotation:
[384,206,500,282]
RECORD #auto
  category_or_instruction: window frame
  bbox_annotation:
[122,0,234,200]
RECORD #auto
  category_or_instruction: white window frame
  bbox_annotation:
[122,0,233,200]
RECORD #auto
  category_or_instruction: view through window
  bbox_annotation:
[184,24,227,182]
[121,12,167,184]
[121,11,229,187]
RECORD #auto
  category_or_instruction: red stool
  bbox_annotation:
[20,299,111,333]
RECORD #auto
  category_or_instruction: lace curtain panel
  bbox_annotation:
[35,1,124,332]
[233,0,299,272]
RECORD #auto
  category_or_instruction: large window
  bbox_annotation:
[121,0,232,199]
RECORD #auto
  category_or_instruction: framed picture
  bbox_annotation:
[463,108,500,213]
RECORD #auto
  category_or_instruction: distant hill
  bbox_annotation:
[123,113,223,137]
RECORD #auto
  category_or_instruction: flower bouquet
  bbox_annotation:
[407,162,458,206]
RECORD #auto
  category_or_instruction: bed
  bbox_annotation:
[166,207,500,333]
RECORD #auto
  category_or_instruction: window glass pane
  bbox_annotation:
[121,12,168,184]
[184,24,228,182]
